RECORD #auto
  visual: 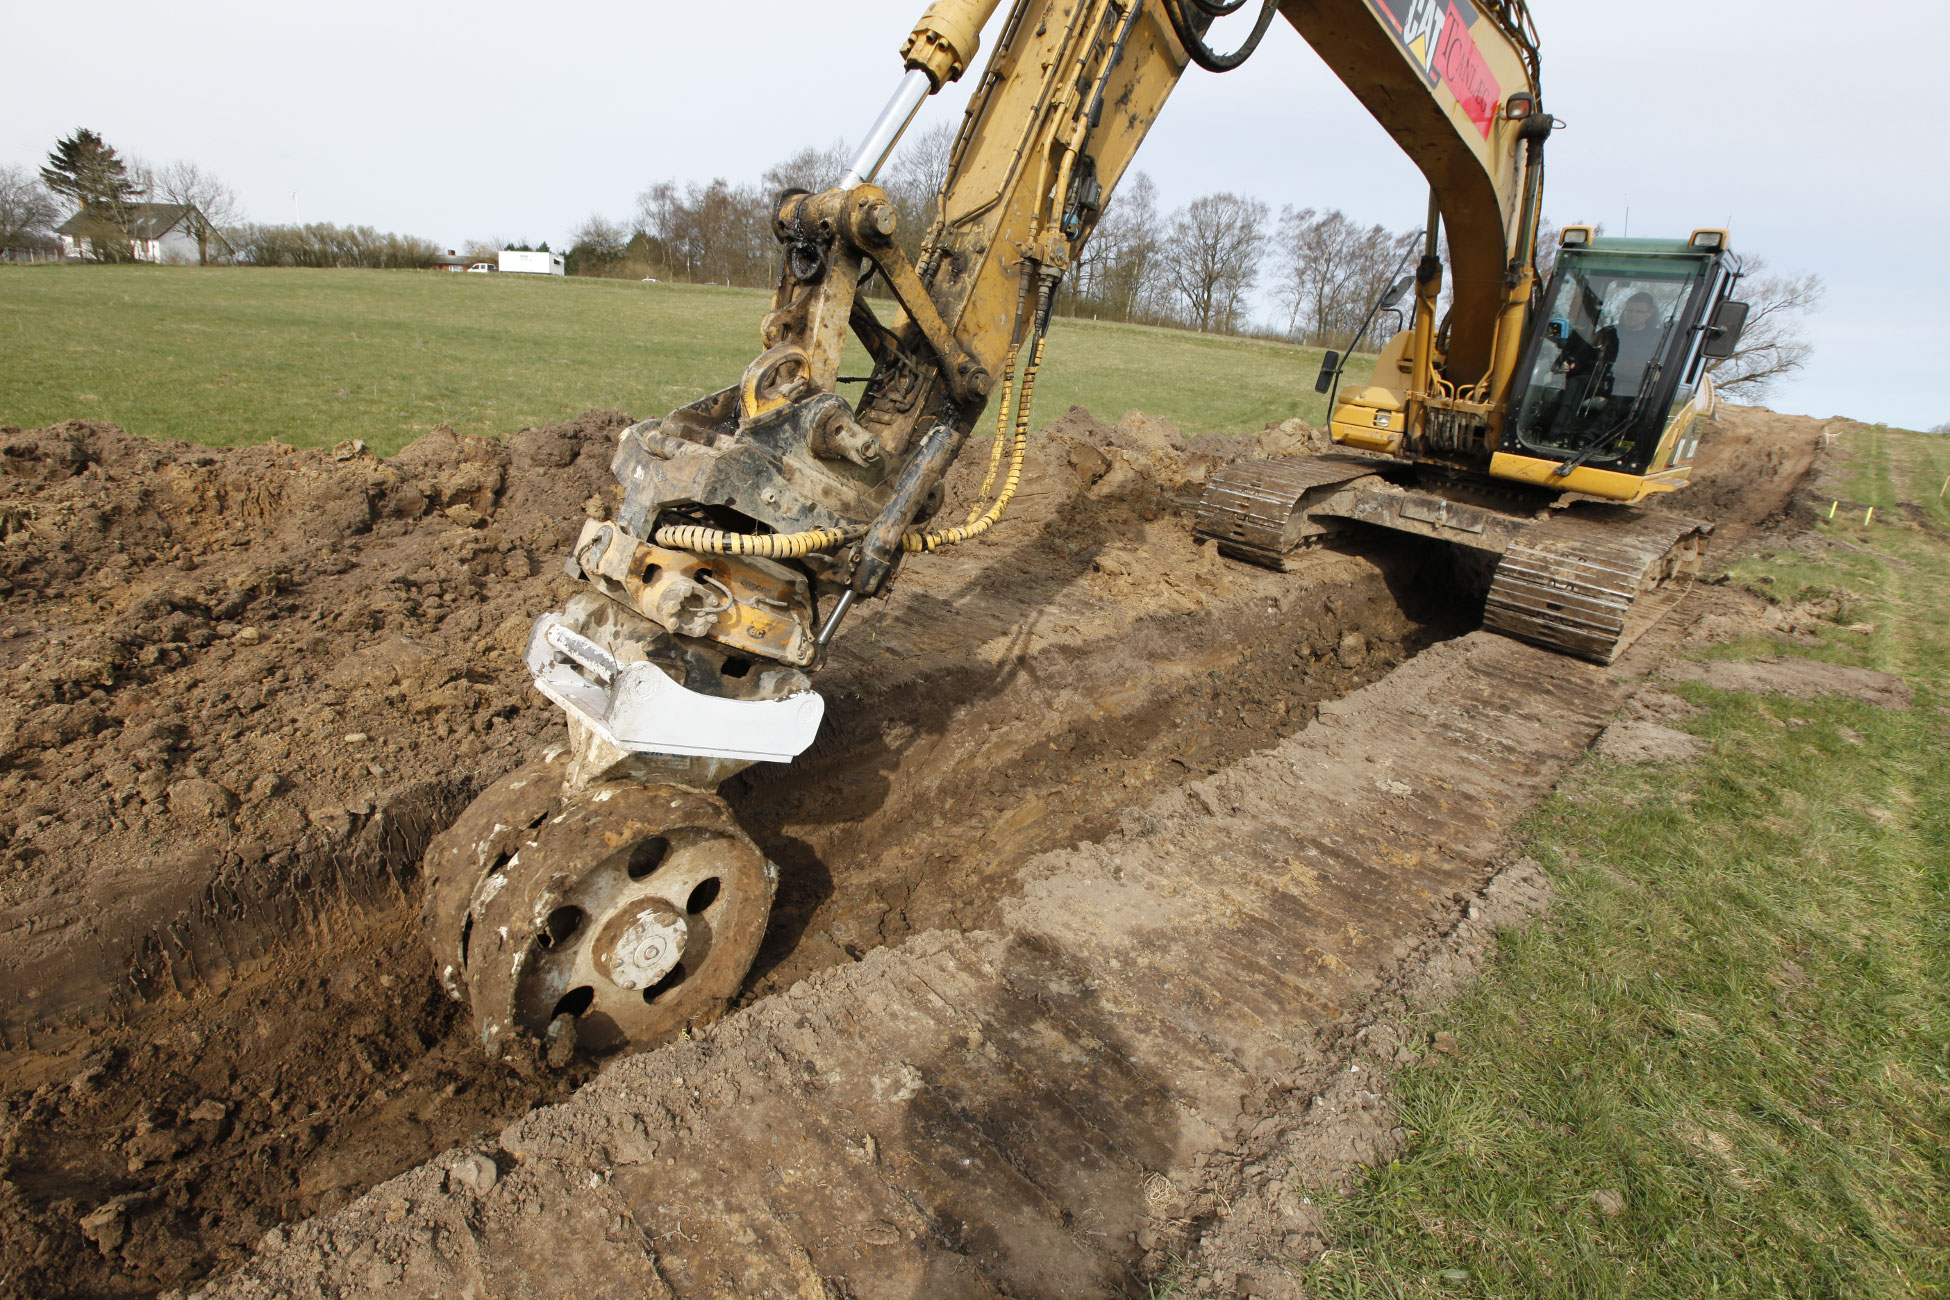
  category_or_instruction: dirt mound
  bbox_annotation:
[0,415,626,1039]
[0,404,1448,1298]
[1663,656,1914,709]
[0,415,627,1297]
[1646,403,1827,534]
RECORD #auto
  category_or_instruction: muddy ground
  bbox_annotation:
[0,399,1824,1298]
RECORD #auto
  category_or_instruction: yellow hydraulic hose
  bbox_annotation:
[967,343,1020,512]
[651,523,862,558]
[903,332,1044,553]
[653,333,1045,562]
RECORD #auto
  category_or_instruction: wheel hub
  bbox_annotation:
[596,904,689,991]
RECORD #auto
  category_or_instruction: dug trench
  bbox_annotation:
[184,402,1824,1300]
[0,404,1477,1298]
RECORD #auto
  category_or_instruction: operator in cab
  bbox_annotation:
[1558,289,1663,400]
[1601,291,1664,398]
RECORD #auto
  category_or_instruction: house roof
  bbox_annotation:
[57,202,194,239]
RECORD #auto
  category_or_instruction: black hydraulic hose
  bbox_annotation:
[1164,0,1278,72]
[1084,0,1143,130]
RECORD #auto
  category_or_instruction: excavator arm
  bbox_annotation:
[423,0,1580,1070]
[545,0,1549,783]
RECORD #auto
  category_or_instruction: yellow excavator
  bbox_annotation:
[422,0,1751,1069]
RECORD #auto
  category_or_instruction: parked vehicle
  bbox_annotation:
[498,250,565,276]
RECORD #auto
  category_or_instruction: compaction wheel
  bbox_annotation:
[421,760,776,1069]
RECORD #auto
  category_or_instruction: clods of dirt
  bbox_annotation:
[0,402,1446,1299]
[0,414,630,1043]
[0,398,1830,1300]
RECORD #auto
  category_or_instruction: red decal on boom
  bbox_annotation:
[1434,2,1501,138]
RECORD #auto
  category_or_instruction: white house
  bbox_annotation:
[58,203,231,264]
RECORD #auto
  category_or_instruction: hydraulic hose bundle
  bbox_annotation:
[651,523,865,559]
[1162,0,1279,72]
[902,333,1045,553]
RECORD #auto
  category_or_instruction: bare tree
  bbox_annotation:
[0,165,62,252]
[1709,257,1824,399]
[1275,207,1418,348]
[880,122,955,262]
[632,178,773,286]
[761,139,851,197]
[149,160,243,263]
[567,213,630,275]
[1161,192,1267,333]
[1067,171,1168,324]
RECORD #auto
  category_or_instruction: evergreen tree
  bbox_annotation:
[41,128,141,261]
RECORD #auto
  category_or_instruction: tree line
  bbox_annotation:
[3,126,1821,397]
[553,127,1428,352]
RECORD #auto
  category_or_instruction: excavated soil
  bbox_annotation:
[0,399,1825,1299]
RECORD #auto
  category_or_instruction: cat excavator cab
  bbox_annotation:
[424,0,1747,1069]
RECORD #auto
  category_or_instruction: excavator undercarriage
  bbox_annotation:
[1194,456,1711,663]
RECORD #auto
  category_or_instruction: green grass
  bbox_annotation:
[0,264,1359,455]
[1300,423,1950,1298]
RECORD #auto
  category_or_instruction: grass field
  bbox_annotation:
[1299,424,1950,1296]
[0,264,1360,454]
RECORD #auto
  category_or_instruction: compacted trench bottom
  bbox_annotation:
[0,409,1463,1299]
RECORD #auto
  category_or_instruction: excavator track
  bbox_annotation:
[1484,508,1711,664]
[1192,455,1383,568]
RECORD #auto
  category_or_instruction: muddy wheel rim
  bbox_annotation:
[419,751,566,1002]
[461,782,774,1064]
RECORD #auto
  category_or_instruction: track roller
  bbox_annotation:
[1484,509,1711,663]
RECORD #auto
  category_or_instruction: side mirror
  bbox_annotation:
[1378,274,1414,310]
[1701,300,1749,359]
[1315,351,1340,394]
[1546,316,1571,341]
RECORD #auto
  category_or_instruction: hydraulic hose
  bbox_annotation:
[652,523,864,559]
[903,332,1045,553]
[1163,0,1278,72]
[658,320,1050,564]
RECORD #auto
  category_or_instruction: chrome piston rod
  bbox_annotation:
[838,68,933,189]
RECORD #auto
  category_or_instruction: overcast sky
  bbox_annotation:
[7,1,1946,429]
